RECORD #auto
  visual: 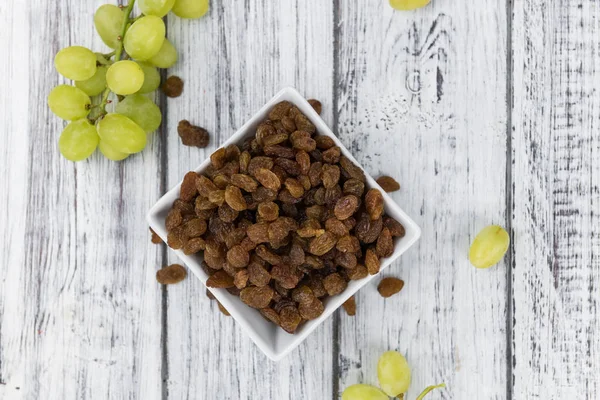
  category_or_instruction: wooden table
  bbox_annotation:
[1,0,599,399]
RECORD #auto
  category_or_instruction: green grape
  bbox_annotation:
[106,61,145,95]
[48,85,91,120]
[97,114,147,154]
[139,0,176,17]
[58,119,99,161]
[148,39,178,68]
[341,384,388,400]
[123,16,166,60]
[378,351,411,397]
[469,225,510,269]
[137,62,161,94]
[116,94,162,133]
[171,0,209,19]
[94,4,125,49]
[75,66,108,96]
[416,383,446,400]
[99,140,129,161]
[389,0,431,10]
[54,46,97,81]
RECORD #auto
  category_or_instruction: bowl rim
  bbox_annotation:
[147,87,421,361]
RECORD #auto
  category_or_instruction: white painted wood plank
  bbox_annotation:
[335,2,509,399]
[0,1,164,399]
[511,0,600,398]
[163,1,335,399]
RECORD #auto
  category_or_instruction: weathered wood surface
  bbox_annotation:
[0,0,599,399]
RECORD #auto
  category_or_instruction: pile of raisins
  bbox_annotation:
[164,101,405,333]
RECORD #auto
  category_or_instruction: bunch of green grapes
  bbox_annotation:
[48,0,209,162]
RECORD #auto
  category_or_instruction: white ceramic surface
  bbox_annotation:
[147,87,421,361]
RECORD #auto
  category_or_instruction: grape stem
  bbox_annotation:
[91,0,136,123]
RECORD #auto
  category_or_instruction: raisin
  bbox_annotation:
[321,164,340,189]
[311,150,323,163]
[217,302,230,316]
[260,307,280,325]
[308,232,337,256]
[383,216,406,238]
[323,273,347,296]
[307,99,322,115]
[217,161,240,177]
[224,227,246,249]
[268,218,292,244]
[291,285,314,303]
[356,213,383,244]
[255,245,283,265]
[208,190,226,206]
[308,162,323,187]
[275,158,302,176]
[180,171,198,201]
[340,155,366,182]
[297,219,325,238]
[224,185,247,211]
[279,306,302,333]
[378,277,405,298]
[294,114,316,134]
[173,199,195,215]
[296,151,311,175]
[247,223,270,244]
[299,297,324,320]
[376,227,394,257]
[161,75,184,97]
[365,188,384,221]
[234,269,249,289]
[289,242,306,266]
[324,185,343,207]
[256,123,277,145]
[271,165,288,183]
[204,252,225,270]
[166,208,183,231]
[278,189,301,205]
[305,205,327,221]
[206,270,235,288]
[271,264,303,289]
[231,174,258,192]
[365,248,380,275]
[337,252,357,269]
[297,175,312,191]
[222,262,237,277]
[167,229,185,249]
[336,235,361,253]
[239,151,251,173]
[290,131,317,151]
[284,178,305,198]
[269,101,293,120]
[216,203,238,223]
[183,218,207,237]
[195,197,217,211]
[183,237,206,255]
[314,135,334,150]
[240,236,257,252]
[376,176,400,192]
[248,262,271,287]
[334,195,359,220]
[322,146,341,164]
[227,245,250,268]
[206,288,215,300]
[212,174,230,189]
[325,218,349,237]
[156,264,187,285]
[248,156,274,175]
[264,145,295,159]
[281,116,297,132]
[252,186,278,203]
[262,132,289,146]
[343,179,365,197]
[177,120,209,148]
[150,228,162,244]
[306,274,327,297]
[225,144,241,161]
[253,168,281,191]
[304,255,325,270]
[240,286,274,309]
[312,187,327,205]
[342,296,356,316]
[346,264,368,280]
[210,148,227,169]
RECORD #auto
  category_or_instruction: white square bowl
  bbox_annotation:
[147,87,421,361]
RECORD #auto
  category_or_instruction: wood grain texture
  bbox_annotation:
[511,0,600,398]
[163,1,335,399]
[334,1,509,399]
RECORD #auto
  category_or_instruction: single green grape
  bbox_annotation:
[378,351,411,397]
[124,16,166,60]
[171,0,209,19]
[137,62,161,94]
[341,384,388,400]
[54,46,97,81]
[98,140,129,161]
[469,225,510,269]
[58,119,99,162]
[389,0,431,10]
[106,61,145,95]
[75,66,108,96]
[94,4,125,49]
[416,383,446,400]
[116,94,162,133]
[48,85,91,121]
[97,114,147,154]
[139,0,176,17]
[148,39,178,68]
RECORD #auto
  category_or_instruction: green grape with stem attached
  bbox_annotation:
[106,60,145,95]
[341,384,388,400]
[97,114,147,154]
[99,140,129,161]
[75,66,108,96]
[139,0,176,17]
[116,94,162,133]
[416,383,446,400]
[58,119,100,161]
[137,62,161,94]
[148,39,178,68]
[54,46,97,81]
[378,351,411,397]
[124,16,166,60]
[469,225,510,269]
[94,4,125,50]
[48,85,91,121]
[171,0,209,19]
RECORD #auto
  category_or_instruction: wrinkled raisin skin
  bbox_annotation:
[156,264,187,285]
[376,176,401,192]
[342,296,356,316]
[377,277,405,298]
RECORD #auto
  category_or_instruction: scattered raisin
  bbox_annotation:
[150,228,163,244]
[156,264,187,285]
[342,296,356,316]
[162,75,184,97]
[377,277,405,298]
[307,99,322,115]
[177,120,209,148]
[217,302,230,316]
[376,176,400,192]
